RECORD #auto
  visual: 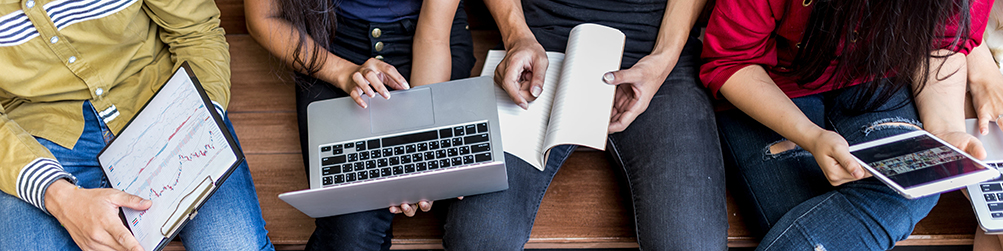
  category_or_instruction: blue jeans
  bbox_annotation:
[442,36,727,250]
[0,102,274,250]
[302,2,476,250]
[716,84,939,250]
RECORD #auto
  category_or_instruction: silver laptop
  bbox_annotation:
[965,119,1003,233]
[279,76,507,218]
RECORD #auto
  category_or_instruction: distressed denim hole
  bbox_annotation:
[769,140,798,154]
[862,119,922,137]
[762,139,811,161]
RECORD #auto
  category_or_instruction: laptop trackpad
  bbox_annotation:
[369,88,435,133]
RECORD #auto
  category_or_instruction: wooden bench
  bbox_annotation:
[162,0,981,249]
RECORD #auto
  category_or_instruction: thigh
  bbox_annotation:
[447,1,475,80]
[607,37,728,250]
[1,102,113,250]
[442,145,575,250]
[307,210,395,251]
[716,94,830,236]
[178,115,273,251]
[0,192,79,250]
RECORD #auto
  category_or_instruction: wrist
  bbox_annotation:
[43,179,74,215]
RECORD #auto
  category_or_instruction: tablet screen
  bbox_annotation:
[851,133,985,188]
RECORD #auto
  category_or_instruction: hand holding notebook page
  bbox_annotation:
[480,23,626,170]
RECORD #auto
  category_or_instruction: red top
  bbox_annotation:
[699,0,992,99]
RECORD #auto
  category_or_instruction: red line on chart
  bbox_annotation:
[168,113,195,141]
[179,144,216,161]
[149,166,182,198]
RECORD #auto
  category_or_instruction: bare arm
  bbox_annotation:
[966,39,1003,134]
[604,0,707,133]
[410,0,461,87]
[920,50,987,159]
[244,0,408,107]
[718,65,866,186]
[483,0,546,109]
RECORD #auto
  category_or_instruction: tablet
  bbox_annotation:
[849,130,999,199]
[97,62,244,251]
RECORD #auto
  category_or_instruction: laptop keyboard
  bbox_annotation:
[317,121,494,187]
[978,162,1003,219]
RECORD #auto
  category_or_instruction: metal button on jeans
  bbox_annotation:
[371,28,382,38]
[374,42,384,52]
[375,55,384,61]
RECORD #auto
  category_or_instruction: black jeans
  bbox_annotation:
[441,36,728,250]
[299,3,474,251]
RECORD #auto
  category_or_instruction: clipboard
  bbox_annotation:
[97,61,245,251]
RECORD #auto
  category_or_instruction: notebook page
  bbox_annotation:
[480,50,566,170]
[542,24,625,154]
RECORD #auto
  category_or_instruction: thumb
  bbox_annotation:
[965,137,988,160]
[602,69,640,86]
[112,192,152,211]
[833,149,865,179]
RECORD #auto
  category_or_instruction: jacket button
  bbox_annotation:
[371,28,382,38]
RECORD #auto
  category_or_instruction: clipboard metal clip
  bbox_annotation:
[161,176,215,236]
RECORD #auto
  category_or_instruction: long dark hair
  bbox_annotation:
[787,0,972,112]
[278,0,339,84]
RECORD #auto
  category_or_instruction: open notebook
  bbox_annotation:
[479,23,625,170]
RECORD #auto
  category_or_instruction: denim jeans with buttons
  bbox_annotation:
[717,84,939,251]
[298,2,476,251]
[0,102,274,250]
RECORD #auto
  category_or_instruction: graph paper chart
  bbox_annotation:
[98,64,239,251]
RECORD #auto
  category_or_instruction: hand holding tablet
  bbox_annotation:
[849,130,999,199]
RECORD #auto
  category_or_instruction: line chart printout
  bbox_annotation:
[98,65,238,251]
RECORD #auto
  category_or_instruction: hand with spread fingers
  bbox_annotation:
[337,58,411,109]
[45,179,152,251]
[603,53,677,133]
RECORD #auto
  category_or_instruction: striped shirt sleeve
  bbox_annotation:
[16,158,76,213]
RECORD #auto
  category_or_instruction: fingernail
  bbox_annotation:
[403,81,411,89]
[402,204,411,211]
[603,72,615,84]
[531,86,542,97]
[390,207,398,213]
[518,102,529,110]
